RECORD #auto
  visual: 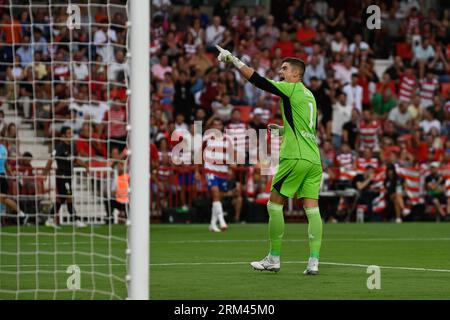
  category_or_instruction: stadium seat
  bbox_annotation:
[235,105,252,123]
[395,42,413,60]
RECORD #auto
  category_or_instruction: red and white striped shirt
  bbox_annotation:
[358,120,381,151]
[398,75,417,102]
[337,152,356,180]
[225,122,247,153]
[397,165,423,205]
[419,77,438,108]
[156,165,171,183]
[203,132,233,177]
[372,167,386,213]
[356,157,379,174]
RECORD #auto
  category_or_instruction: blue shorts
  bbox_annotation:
[206,173,228,192]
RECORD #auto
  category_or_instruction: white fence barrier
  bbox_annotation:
[58,167,113,225]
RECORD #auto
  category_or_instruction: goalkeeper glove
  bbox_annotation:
[268,124,284,136]
[216,45,245,69]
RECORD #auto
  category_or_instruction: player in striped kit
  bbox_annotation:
[197,117,234,232]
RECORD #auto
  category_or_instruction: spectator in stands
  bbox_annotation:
[295,19,316,54]
[212,0,231,27]
[331,91,352,150]
[358,109,381,152]
[342,73,363,112]
[187,44,213,77]
[32,27,49,58]
[420,108,441,134]
[303,55,326,87]
[425,162,449,221]
[205,16,225,51]
[354,165,382,222]
[211,94,234,122]
[383,8,403,57]
[407,94,423,122]
[76,122,105,159]
[372,88,396,118]
[342,108,359,150]
[0,12,22,45]
[15,34,33,68]
[18,70,33,120]
[257,15,279,50]
[333,55,358,86]
[385,56,405,82]
[384,164,405,223]
[310,76,332,132]
[272,30,295,58]
[158,71,175,111]
[151,54,172,82]
[398,64,418,102]
[413,37,435,79]
[419,71,439,108]
[32,51,48,81]
[108,50,128,81]
[330,31,348,57]
[349,33,371,55]
[100,98,128,159]
[428,41,449,82]
[388,101,413,135]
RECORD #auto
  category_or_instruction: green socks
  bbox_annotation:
[305,207,323,258]
[267,201,285,256]
[266,203,322,259]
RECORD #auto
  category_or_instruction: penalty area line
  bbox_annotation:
[1,260,450,273]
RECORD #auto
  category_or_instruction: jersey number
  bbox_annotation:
[308,102,314,129]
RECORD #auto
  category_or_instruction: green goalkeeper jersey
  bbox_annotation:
[267,79,321,164]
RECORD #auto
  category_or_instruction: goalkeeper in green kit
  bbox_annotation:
[216,45,323,275]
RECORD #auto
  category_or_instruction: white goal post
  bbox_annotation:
[128,0,149,300]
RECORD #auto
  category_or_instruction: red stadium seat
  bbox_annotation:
[234,105,252,123]
[395,42,413,60]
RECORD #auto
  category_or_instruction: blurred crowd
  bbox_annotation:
[0,1,129,223]
[150,0,450,222]
[0,0,448,223]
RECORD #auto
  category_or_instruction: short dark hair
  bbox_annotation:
[60,126,71,135]
[281,57,306,79]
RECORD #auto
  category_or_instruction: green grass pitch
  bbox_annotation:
[1,223,450,299]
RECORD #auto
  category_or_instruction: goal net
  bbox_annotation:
[0,0,135,299]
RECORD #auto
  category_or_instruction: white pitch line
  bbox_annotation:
[1,237,450,246]
[2,261,450,273]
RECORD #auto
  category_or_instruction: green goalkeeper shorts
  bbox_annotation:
[271,158,322,199]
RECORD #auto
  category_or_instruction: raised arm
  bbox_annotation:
[215,45,287,98]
